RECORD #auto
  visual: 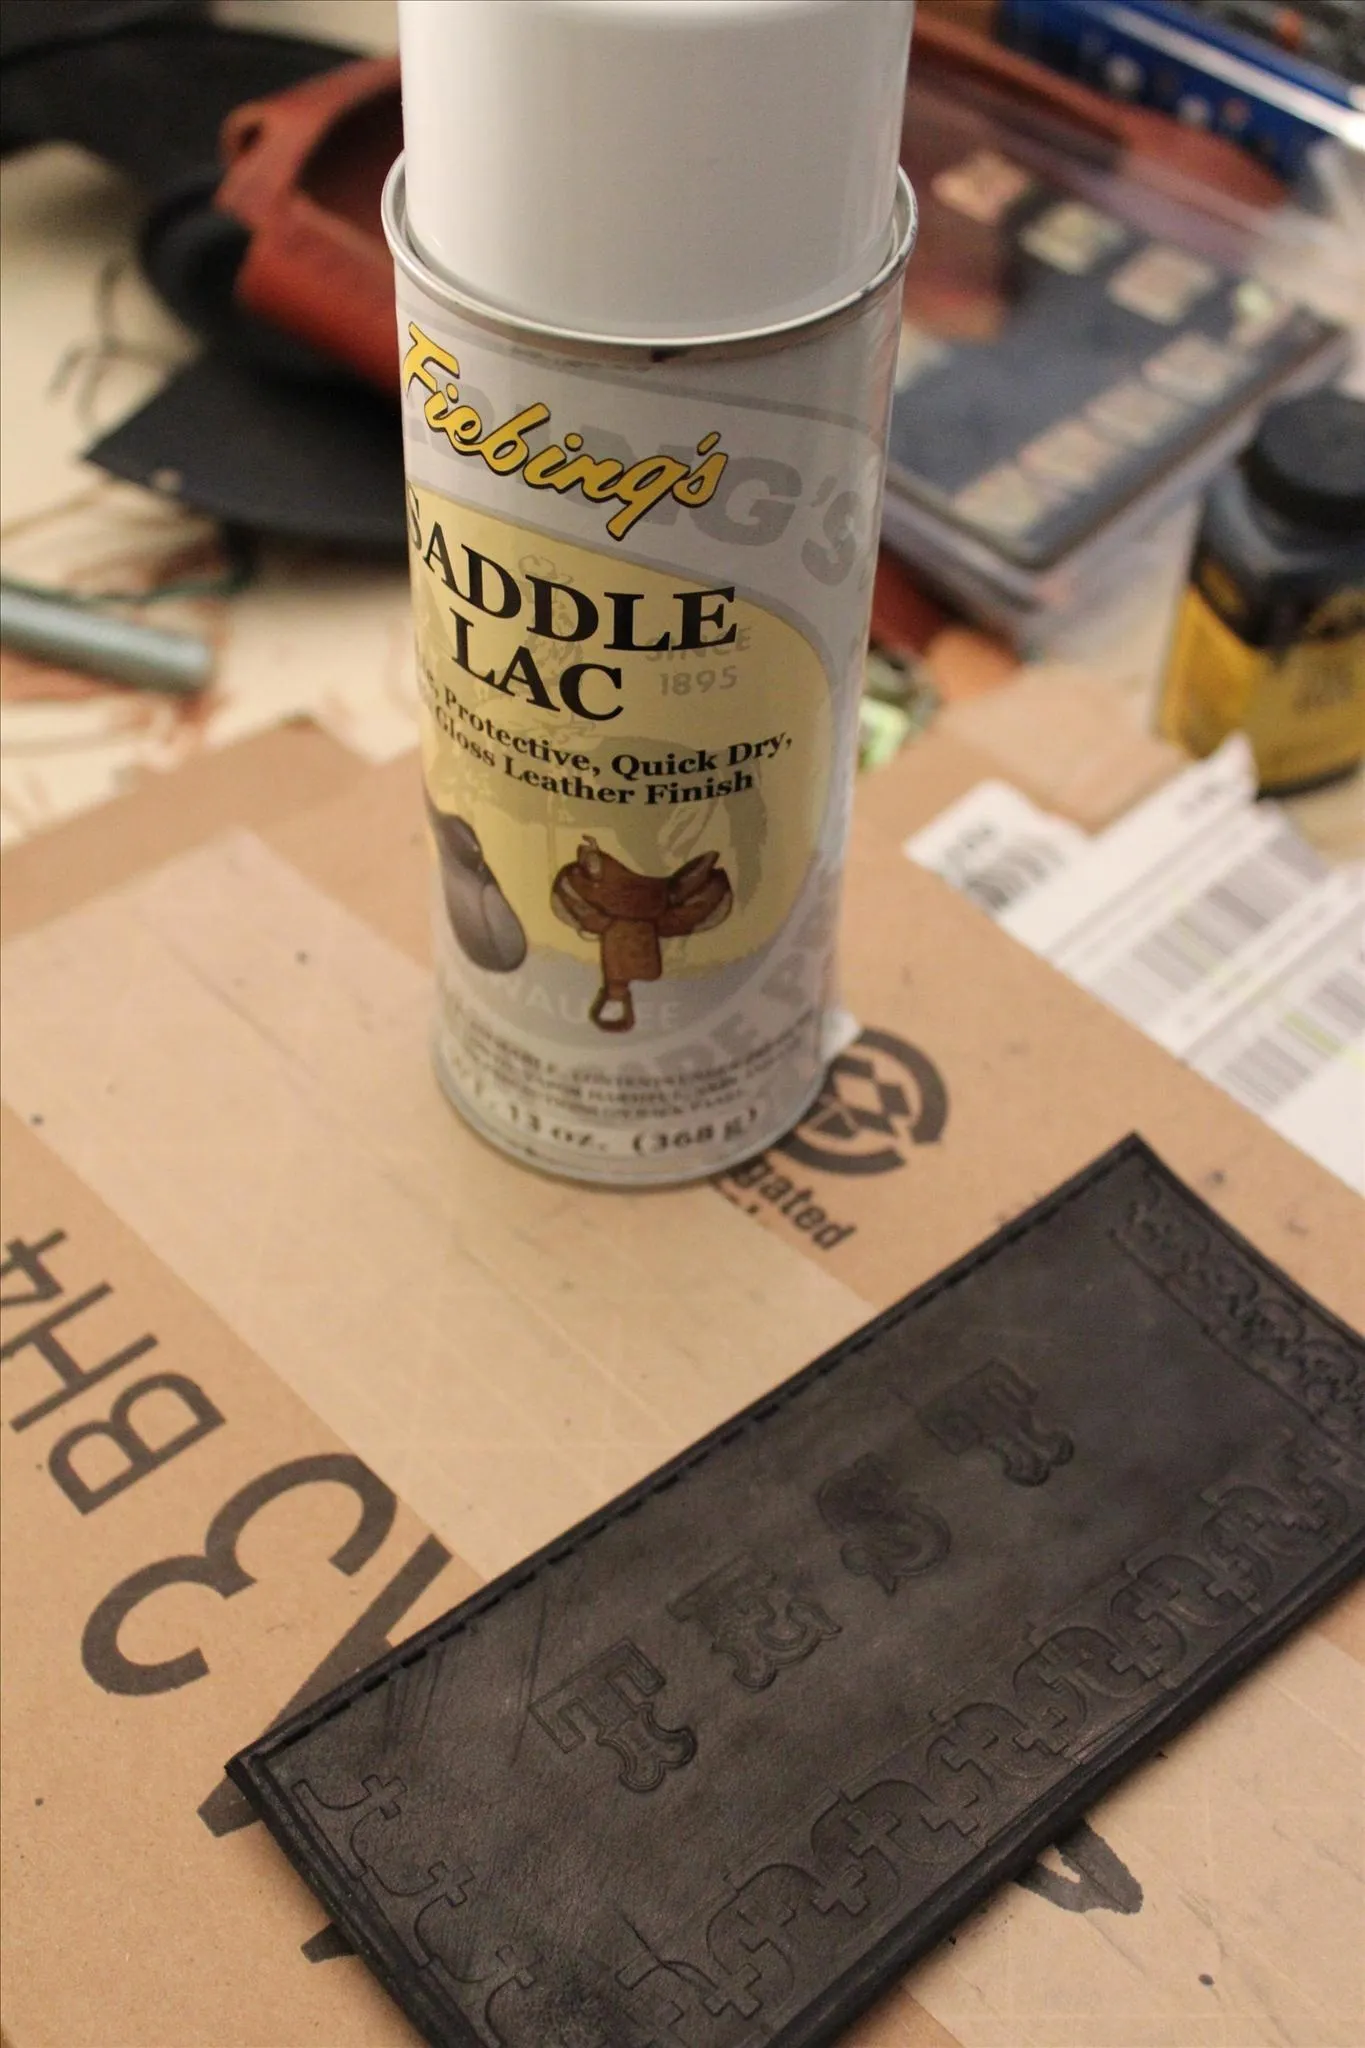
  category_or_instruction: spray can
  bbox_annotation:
[387,0,916,1185]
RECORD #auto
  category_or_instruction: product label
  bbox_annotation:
[1160,585,1365,791]
[395,275,901,1182]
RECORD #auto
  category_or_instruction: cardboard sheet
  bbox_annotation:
[2,727,1361,2048]
[0,1111,475,2048]
[0,720,364,940]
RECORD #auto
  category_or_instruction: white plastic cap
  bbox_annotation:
[398,0,914,340]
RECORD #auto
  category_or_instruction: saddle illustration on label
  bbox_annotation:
[426,799,527,974]
[551,838,733,1032]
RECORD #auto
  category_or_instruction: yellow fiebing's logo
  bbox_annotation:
[401,325,728,542]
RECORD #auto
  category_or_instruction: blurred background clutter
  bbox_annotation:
[2,1,1361,1168]
[2,0,1361,835]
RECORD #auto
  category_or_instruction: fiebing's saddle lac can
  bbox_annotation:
[387,0,917,1186]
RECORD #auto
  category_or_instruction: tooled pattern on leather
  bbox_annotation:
[251,1142,1365,2044]
[289,1432,1359,2045]
[530,1638,697,1791]
[668,1554,841,1691]
[816,1453,951,1591]
[1114,1170,1365,1455]
[917,1360,1075,1486]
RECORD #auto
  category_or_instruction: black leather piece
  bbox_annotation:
[228,1136,1365,2048]
[85,353,405,553]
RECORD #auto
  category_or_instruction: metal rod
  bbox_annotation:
[0,580,213,695]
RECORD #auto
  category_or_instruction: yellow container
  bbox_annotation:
[1159,391,1365,795]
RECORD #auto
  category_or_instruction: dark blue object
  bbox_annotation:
[999,0,1364,178]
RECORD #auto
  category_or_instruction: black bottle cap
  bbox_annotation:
[1243,390,1365,537]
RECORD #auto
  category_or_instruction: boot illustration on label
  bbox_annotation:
[552,838,733,1032]
[427,800,528,973]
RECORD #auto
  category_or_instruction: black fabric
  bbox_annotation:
[85,353,405,553]
[0,15,349,188]
[229,1133,1365,2048]
[2,8,394,546]
[0,0,201,67]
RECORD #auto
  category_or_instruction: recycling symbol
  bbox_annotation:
[778,1028,948,1177]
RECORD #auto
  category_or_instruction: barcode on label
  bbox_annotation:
[1085,826,1324,1027]
[1210,964,1365,1115]
[961,838,1073,915]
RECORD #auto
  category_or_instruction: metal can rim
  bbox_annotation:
[382,158,916,365]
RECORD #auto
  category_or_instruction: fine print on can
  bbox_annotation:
[387,167,914,1185]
